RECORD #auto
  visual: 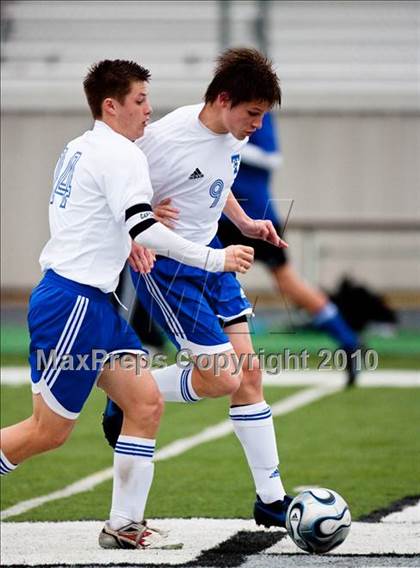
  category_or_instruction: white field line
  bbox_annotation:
[2,511,420,566]
[0,385,338,521]
[381,500,420,523]
[2,367,420,387]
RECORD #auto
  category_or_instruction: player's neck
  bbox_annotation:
[199,104,228,135]
[99,117,135,142]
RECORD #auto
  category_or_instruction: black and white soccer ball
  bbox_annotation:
[286,488,351,554]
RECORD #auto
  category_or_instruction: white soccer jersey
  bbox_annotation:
[136,104,247,245]
[40,120,153,293]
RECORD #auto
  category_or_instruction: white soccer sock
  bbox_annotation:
[109,435,155,530]
[0,449,18,476]
[152,365,201,403]
[230,401,286,503]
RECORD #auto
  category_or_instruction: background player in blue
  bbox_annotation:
[0,59,252,550]
[217,112,361,386]
[103,48,295,529]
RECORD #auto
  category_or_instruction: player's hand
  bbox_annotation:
[241,218,288,248]
[153,197,180,229]
[223,245,254,273]
[128,241,156,273]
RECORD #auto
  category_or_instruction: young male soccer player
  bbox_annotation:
[103,48,294,528]
[0,59,253,550]
[217,113,361,386]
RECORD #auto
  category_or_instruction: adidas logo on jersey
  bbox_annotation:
[189,168,204,180]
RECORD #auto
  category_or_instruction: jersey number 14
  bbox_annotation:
[50,149,82,208]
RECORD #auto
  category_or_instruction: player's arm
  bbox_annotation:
[223,190,288,249]
[125,203,253,274]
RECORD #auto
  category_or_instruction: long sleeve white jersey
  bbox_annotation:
[136,104,248,245]
[40,120,224,293]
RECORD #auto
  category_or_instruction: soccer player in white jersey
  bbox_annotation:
[0,59,253,550]
[103,49,294,528]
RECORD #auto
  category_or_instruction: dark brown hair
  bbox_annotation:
[83,59,151,118]
[204,47,281,108]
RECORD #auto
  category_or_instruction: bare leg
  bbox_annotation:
[272,262,327,314]
[1,393,75,465]
[226,321,263,405]
[188,351,242,399]
[98,358,163,439]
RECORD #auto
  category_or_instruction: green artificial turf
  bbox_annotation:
[1,385,419,522]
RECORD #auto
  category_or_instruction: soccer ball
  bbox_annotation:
[286,488,351,554]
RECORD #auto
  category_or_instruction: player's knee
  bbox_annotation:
[242,366,262,390]
[151,393,164,423]
[123,391,164,428]
[37,426,71,451]
[210,369,242,398]
[141,396,164,430]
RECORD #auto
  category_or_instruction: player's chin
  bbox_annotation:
[135,126,145,139]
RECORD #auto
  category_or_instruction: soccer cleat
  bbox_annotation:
[98,520,183,550]
[102,398,123,448]
[253,494,293,529]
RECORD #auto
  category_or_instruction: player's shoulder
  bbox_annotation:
[155,104,202,127]
[144,104,202,137]
[97,122,144,159]
[75,122,147,174]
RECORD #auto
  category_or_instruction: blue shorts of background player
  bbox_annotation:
[28,270,144,420]
[131,237,252,355]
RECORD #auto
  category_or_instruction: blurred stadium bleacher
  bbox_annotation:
[1,1,420,298]
[2,0,419,111]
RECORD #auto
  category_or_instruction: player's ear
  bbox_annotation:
[102,97,117,116]
[218,92,232,108]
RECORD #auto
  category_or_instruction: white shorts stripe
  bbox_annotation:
[143,274,186,339]
[47,297,90,390]
[143,273,185,337]
[44,296,88,385]
[146,274,186,338]
[42,296,85,384]
[142,275,180,338]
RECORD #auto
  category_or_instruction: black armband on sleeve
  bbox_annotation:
[125,203,157,239]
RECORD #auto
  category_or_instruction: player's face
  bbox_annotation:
[222,100,271,140]
[114,81,152,141]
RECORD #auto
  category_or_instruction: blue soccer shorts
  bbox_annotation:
[131,255,253,355]
[28,270,145,420]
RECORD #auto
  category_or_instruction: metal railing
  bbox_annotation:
[287,218,420,284]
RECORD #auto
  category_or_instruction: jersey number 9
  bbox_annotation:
[209,179,224,208]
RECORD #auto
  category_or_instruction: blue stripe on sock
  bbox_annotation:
[180,369,196,402]
[183,369,197,402]
[184,369,194,401]
[231,413,272,421]
[0,458,13,473]
[115,447,154,455]
[230,408,272,421]
[1,465,12,475]
[180,369,188,401]
[116,441,155,450]
[115,448,154,457]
